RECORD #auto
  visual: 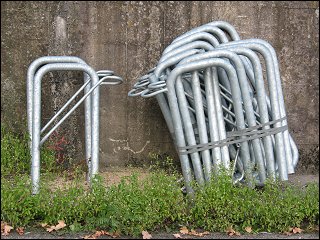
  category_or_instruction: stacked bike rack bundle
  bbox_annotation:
[128,21,299,194]
[27,56,123,194]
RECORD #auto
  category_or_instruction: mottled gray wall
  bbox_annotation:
[1,1,319,173]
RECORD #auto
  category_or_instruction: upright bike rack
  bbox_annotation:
[27,56,123,194]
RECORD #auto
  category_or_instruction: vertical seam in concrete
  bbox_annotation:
[124,2,130,163]
[188,2,191,30]
[200,1,204,24]
[46,3,50,56]
[163,1,166,47]
[161,2,165,51]
[87,2,98,66]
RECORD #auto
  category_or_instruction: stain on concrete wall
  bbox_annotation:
[1,1,318,173]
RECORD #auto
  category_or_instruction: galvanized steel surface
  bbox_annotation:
[27,56,123,194]
[128,21,299,194]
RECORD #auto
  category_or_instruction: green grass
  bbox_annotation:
[187,172,319,233]
[1,126,319,236]
[1,124,57,177]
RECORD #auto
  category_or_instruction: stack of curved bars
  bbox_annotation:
[27,56,123,194]
[128,21,299,194]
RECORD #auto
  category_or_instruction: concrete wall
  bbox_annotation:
[1,1,319,173]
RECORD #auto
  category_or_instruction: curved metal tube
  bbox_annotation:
[128,21,299,187]
[159,41,215,63]
[163,30,224,55]
[214,46,276,180]
[174,21,241,43]
[175,75,206,184]
[172,21,255,84]
[40,75,123,145]
[167,58,255,188]
[218,40,289,180]
[128,86,148,97]
[40,77,92,134]
[148,42,216,141]
[31,63,100,194]
[222,39,297,173]
[27,56,93,166]
[201,68,223,170]
[178,50,267,183]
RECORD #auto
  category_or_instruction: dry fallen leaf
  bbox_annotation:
[1,222,5,233]
[100,230,109,235]
[177,228,209,237]
[2,224,13,236]
[173,233,182,238]
[55,220,67,231]
[189,229,197,236]
[16,227,24,235]
[226,226,241,236]
[83,234,97,239]
[245,226,252,233]
[284,231,292,236]
[142,230,152,239]
[284,226,303,236]
[46,220,67,232]
[110,231,120,238]
[193,230,209,236]
[40,223,48,228]
[104,230,119,237]
[198,231,210,237]
[82,231,102,239]
[292,227,303,234]
[179,226,189,234]
[94,231,103,237]
[226,226,235,235]
[46,227,55,233]
[82,230,120,239]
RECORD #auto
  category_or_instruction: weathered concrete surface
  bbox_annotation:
[1,1,319,173]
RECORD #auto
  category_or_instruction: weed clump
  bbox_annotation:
[1,128,319,236]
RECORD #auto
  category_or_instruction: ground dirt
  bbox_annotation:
[49,166,320,191]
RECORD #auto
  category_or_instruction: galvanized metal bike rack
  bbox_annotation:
[128,21,299,194]
[27,56,123,194]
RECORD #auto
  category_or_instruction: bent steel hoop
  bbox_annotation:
[128,21,299,194]
[27,56,123,194]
